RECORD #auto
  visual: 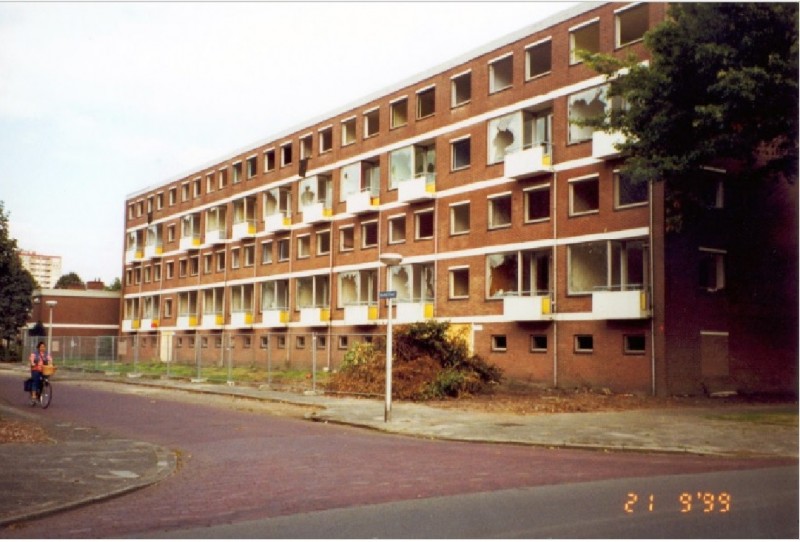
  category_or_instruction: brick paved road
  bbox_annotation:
[1,381,776,538]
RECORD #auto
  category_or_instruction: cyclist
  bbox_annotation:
[29,341,52,406]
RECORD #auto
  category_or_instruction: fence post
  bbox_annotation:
[266,334,272,389]
[311,333,317,394]
[226,332,234,386]
[195,334,202,381]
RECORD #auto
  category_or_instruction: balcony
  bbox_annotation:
[592,289,650,319]
[125,247,144,264]
[201,313,224,329]
[263,213,291,234]
[141,318,159,329]
[230,310,253,328]
[232,219,257,240]
[346,190,380,215]
[299,307,331,326]
[205,227,226,245]
[121,319,140,332]
[262,308,289,327]
[397,176,435,203]
[179,234,201,251]
[592,130,626,160]
[176,314,199,329]
[502,294,553,321]
[302,202,333,224]
[395,301,434,324]
[504,146,551,179]
[344,304,379,325]
[144,243,163,259]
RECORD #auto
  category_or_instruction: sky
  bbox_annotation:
[0,1,577,286]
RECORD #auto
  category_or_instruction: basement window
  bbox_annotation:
[363,108,379,138]
[280,143,292,167]
[451,137,471,171]
[451,71,471,107]
[570,176,600,216]
[449,267,470,299]
[530,334,548,352]
[624,334,646,354]
[319,126,333,153]
[390,97,408,128]
[491,335,508,352]
[616,3,648,48]
[570,19,600,64]
[488,193,512,229]
[388,214,406,244]
[450,202,470,235]
[489,54,513,94]
[574,335,594,353]
[416,86,436,119]
[341,117,357,146]
[525,38,552,80]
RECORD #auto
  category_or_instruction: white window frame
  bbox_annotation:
[450,69,472,108]
[525,37,552,80]
[448,266,470,300]
[488,192,513,230]
[569,174,600,216]
[488,53,514,94]
[524,183,551,223]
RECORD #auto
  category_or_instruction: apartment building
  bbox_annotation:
[19,250,62,289]
[121,2,797,396]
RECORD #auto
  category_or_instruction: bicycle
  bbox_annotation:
[28,365,55,409]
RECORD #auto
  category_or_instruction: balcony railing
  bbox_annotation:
[232,219,257,240]
[125,246,144,264]
[397,175,435,203]
[201,312,224,329]
[205,226,226,245]
[179,233,201,251]
[301,202,333,224]
[502,291,554,321]
[121,319,140,332]
[262,308,289,327]
[504,145,552,179]
[140,317,159,329]
[591,286,650,319]
[230,310,254,327]
[394,299,434,323]
[343,303,379,325]
[263,213,291,234]
[144,242,163,259]
[346,190,380,215]
[176,314,199,329]
[592,130,626,160]
[299,306,331,326]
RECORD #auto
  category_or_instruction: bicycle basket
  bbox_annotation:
[42,365,56,376]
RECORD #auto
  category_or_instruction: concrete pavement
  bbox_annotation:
[0,366,796,527]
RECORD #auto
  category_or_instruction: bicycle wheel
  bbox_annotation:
[39,380,52,409]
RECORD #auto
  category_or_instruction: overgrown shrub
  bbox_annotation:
[326,321,502,400]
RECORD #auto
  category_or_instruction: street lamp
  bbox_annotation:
[379,253,403,422]
[46,300,58,352]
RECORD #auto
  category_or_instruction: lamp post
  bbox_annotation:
[45,300,58,353]
[379,253,403,422]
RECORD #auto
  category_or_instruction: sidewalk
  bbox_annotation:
[0,367,796,526]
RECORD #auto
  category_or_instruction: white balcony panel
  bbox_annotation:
[121,319,137,332]
[592,290,649,319]
[503,295,553,321]
[144,245,163,259]
[397,176,434,203]
[504,146,551,179]
[592,130,626,160]
[302,202,332,224]
[140,318,159,330]
[179,236,200,251]
[344,305,378,325]
[232,221,256,240]
[230,311,253,327]
[300,307,330,326]
[176,315,198,329]
[346,191,378,215]
[264,213,290,234]
[205,229,225,245]
[262,309,288,327]
[201,313,223,329]
[394,302,433,323]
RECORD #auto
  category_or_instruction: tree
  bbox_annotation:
[581,3,798,231]
[105,277,122,292]
[0,201,36,343]
[55,272,85,289]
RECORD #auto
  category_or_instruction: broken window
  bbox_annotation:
[319,126,333,153]
[296,274,329,309]
[451,71,471,107]
[341,117,356,146]
[416,86,436,119]
[570,19,600,64]
[363,108,379,138]
[261,280,289,310]
[299,134,312,160]
[526,39,552,79]
[451,137,471,170]
[232,162,243,184]
[415,209,434,239]
[338,269,377,308]
[488,193,512,229]
[570,176,600,215]
[389,143,436,189]
[298,175,332,213]
[339,226,354,251]
[449,267,469,299]
[340,160,379,202]
[614,171,648,208]
[698,248,726,292]
[487,249,551,298]
[390,97,408,128]
[263,187,291,218]
[489,54,513,94]
[450,202,470,235]
[486,253,518,297]
[178,291,198,318]
[568,239,648,294]
[524,184,550,222]
[487,112,522,164]
[568,85,608,143]
[388,262,434,303]
[523,106,553,156]
[616,3,648,48]
[280,143,292,167]
[388,214,406,244]
[361,220,378,248]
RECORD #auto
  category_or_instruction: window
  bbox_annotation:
[491,335,508,352]
[450,202,470,235]
[616,3,648,48]
[568,85,608,143]
[169,187,177,206]
[232,162,243,184]
[524,184,551,222]
[389,143,436,190]
[489,54,513,93]
[338,336,349,350]
[179,259,188,277]
[390,97,408,128]
[297,235,311,259]
[449,267,469,299]
[415,209,434,239]
[243,244,255,267]
[216,251,226,272]
[416,86,435,119]
[296,274,330,310]
[570,19,600,64]
[153,263,161,281]
[190,254,199,275]
[488,193,512,229]
[319,126,333,153]
[280,143,292,167]
[277,335,286,349]
[699,248,726,292]
[338,269,378,309]
[193,178,201,198]
[203,253,213,274]
[261,280,289,311]
[526,39,552,79]
[567,239,647,294]
[363,108,379,138]
[486,249,551,298]
[451,71,471,107]
[569,176,600,216]
[156,193,164,210]
[264,149,276,172]
[451,137,471,170]
[388,215,406,244]
[260,336,269,349]
[299,134,312,160]
[218,168,228,189]
[205,174,214,193]
[164,298,173,318]
[167,224,175,242]
[261,241,273,264]
[700,170,725,209]
[361,220,378,248]
[614,172,648,208]
[296,336,306,349]
[574,335,594,353]
[277,238,290,262]
[624,334,646,354]
[339,226,354,252]
[487,112,522,164]
[246,156,257,179]
[316,230,331,255]
[181,183,189,202]
[341,117,356,146]
[531,334,548,352]
[231,248,240,269]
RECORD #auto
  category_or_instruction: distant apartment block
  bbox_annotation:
[121,2,797,396]
[19,250,62,289]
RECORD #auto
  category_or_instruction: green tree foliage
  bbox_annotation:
[105,277,122,291]
[581,3,798,231]
[0,201,36,342]
[55,271,85,289]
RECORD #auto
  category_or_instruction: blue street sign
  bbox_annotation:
[379,290,397,299]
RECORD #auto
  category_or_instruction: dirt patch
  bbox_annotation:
[0,418,50,444]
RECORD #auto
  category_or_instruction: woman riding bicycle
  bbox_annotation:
[29,341,52,406]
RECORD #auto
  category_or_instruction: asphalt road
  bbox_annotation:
[2,378,795,538]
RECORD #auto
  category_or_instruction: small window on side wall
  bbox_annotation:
[491,335,507,352]
[574,334,594,353]
[530,334,547,352]
[624,334,646,354]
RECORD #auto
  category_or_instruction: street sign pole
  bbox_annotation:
[379,289,397,422]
